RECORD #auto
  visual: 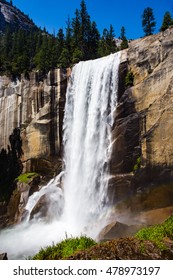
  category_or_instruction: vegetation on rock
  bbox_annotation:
[133,156,141,173]
[135,215,173,250]
[16,172,38,183]
[31,236,96,260]
[125,70,134,88]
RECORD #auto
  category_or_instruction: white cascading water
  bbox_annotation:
[0,52,120,259]
[62,52,120,234]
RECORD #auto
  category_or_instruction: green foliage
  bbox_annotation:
[136,215,173,250]
[32,235,96,260]
[160,11,173,32]
[16,172,38,183]
[133,156,141,173]
[142,7,156,36]
[98,25,117,57]
[125,70,134,88]
[0,0,121,74]
[120,26,128,50]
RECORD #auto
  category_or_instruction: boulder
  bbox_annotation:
[98,221,143,241]
[0,253,8,260]
[5,174,40,226]
[29,186,64,221]
[29,194,49,220]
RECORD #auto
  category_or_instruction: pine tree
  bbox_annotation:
[142,7,156,36]
[87,21,100,59]
[79,0,92,59]
[120,26,128,50]
[72,9,81,46]
[34,34,50,72]
[160,11,173,31]
[56,28,65,66]
[63,16,73,66]
[98,24,117,57]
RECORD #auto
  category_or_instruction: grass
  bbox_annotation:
[135,215,173,250]
[16,172,38,183]
[32,235,97,260]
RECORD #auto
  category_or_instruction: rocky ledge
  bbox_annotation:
[67,237,173,260]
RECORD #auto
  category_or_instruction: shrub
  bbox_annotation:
[32,235,97,260]
[125,70,134,87]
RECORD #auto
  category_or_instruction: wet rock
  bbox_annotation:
[0,253,8,260]
[5,175,41,226]
[29,194,49,220]
[29,186,64,221]
[98,221,143,241]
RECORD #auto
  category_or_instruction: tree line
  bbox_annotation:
[0,0,128,78]
[0,1,173,78]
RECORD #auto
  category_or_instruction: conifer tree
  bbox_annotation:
[160,11,173,31]
[142,7,156,36]
[120,26,128,49]
[98,25,117,57]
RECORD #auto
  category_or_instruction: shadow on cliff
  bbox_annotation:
[0,128,23,203]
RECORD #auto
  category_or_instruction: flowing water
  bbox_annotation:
[0,52,120,259]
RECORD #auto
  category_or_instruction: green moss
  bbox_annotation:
[32,236,97,260]
[135,215,173,250]
[17,172,38,183]
[133,156,141,173]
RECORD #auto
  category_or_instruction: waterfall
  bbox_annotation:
[0,52,120,259]
[62,52,120,234]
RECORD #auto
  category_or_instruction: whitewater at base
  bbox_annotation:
[0,52,120,259]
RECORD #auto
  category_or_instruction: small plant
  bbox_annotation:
[135,215,173,250]
[32,235,97,260]
[16,172,38,183]
[133,156,141,173]
[125,70,134,88]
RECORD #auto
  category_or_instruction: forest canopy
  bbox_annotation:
[0,0,127,78]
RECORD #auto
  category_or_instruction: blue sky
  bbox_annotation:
[11,0,173,39]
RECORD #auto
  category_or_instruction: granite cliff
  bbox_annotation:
[107,27,173,229]
[0,69,68,175]
[0,0,37,33]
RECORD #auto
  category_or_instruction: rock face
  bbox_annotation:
[4,174,40,227]
[0,69,68,174]
[109,28,173,201]
[105,28,173,235]
[0,252,7,260]
[0,1,37,33]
